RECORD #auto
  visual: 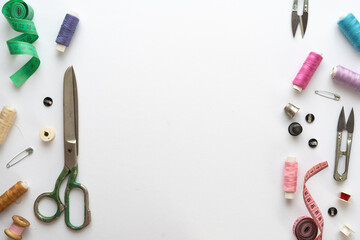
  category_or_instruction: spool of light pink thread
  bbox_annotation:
[331,65,360,91]
[4,215,30,240]
[292,52,323,92]
[283,156,298,199]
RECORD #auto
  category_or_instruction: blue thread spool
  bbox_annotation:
[56,11,79,52]
[338,13,360,52]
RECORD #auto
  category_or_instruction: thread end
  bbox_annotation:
[293,85,303,92]
[69,11,79,18]
[20,181,28,189]
[331,66,338,77]
[285,192,295,199]
[286,156,296,162]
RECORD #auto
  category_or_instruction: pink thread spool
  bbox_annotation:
[4,215,30,240]
[292,52,323,92]
[283,156,298,199]
[331,65,360,91]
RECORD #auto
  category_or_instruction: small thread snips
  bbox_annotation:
[291,0,308,38]
[334,107,354,181]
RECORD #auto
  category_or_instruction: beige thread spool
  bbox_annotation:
[39,127,56,142]
[0,106,16,145]
[0,181,28,213]
[4,215,30,240]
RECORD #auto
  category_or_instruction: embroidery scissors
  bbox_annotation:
[291,0,308,38]
[334,107,354,182]
[34,66,91,230]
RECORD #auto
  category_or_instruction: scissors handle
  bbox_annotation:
[64,165,91,230]
[33,167,68,222]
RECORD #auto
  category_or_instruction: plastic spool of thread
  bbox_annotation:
[283,156,298,199]
[293,216,318,240]
[340,225,355,238]
[339,192,351,203]
[0,181,28,213]
[56,11,79,52]
[338,13,360,52]
[4,215,30,240]
[292,52,323,92]
[0,106,16,145]
[331,65,360,91]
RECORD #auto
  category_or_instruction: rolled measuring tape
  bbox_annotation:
[2,0,40,87]
[293,161,328,240]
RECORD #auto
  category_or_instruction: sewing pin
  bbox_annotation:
[314,90,341,101]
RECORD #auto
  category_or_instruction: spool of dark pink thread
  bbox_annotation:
[292,52,323,92]
[331,65,360,91]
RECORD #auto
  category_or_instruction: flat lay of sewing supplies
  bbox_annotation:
[33,66,91,230]
[333,107,354,182]
[291,0,308,38]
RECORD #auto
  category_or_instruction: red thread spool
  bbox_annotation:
[339,192,351,202]
[292,52,323,92]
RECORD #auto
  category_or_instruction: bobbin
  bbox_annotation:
[339,192,351,203]
[56,11,79,52]
[4,215,30,240]
[39,127,56,142]
[340,224,355,238]
[284,156,297,199]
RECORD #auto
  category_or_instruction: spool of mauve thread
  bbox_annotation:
[331,65,360,91]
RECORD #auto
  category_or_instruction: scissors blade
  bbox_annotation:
[302,0,308,37]
[337,107,346,132]
[64,66,79,158]
[346,108,354,133]
[291,0,299,37]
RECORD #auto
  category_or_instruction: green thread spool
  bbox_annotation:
[2,0,40,87]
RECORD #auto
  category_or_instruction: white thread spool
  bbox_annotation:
[340,224,355,238]
[39,127,56,142]
[0,106,16,145]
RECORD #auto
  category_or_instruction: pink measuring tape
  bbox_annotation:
[293,161,328,240]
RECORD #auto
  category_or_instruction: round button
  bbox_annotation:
[39,127,56,142]
[288,122,303,136]
[43,97,53,107]
[328,207,337,217]
[308,138,318,148]
[305,113,315,123]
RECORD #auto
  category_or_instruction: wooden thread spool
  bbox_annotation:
[0,181,28,213]
[0,106,16,145]
[4,215,30,240]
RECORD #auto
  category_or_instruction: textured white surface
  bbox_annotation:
[1,0,360,239]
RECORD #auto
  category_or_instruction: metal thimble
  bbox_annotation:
[284,103,300,119]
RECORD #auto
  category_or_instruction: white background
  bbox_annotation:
[1,0,360,239]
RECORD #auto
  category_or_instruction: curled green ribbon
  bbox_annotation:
[2,0,40,87]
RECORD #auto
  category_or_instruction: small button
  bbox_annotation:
[308,138,318,148]
[328,207,337,217]
[43,97,53,107]
[288,122,303,136]
[305,113,315,123]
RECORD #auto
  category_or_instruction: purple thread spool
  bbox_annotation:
[331,65,360,91]
[56,11,79,52]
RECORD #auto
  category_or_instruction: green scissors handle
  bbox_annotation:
[33,166,91,230]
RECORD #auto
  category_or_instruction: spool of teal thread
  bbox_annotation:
[338,13,360,52]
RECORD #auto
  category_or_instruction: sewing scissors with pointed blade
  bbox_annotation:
[291,0,308,38]
[334,107,354,182]
[34,66,91,230]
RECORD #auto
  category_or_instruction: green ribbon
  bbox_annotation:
[2,0,40,87]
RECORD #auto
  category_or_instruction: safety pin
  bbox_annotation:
[315,90,341,101]
[6,147,33,168]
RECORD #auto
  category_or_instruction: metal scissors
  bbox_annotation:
[334,107,354,182]
[291,0,308,38]
[34,66,91,230]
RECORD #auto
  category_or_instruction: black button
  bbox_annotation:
[328,207,337,217]
[308,138,318,148]
[306,113,315,123]
[288,122,303,136]
[43,97,53,107]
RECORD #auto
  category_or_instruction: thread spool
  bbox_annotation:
[293,216,318,240]
[339,191,351,203]
[292,52,323,92]
[338,13,360,52]
[0,181,28,213]
[0,106,16,145]
[340,225,355,238]
[331,65,360,91]
[283,156,298,199]
[56,11,79,52]
[4,215,30,240]
[39,127,56,142]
